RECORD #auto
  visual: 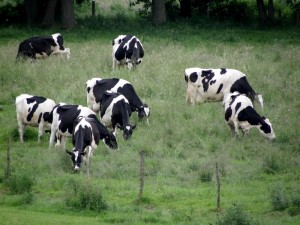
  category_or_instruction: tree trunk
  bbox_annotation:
[180,0,191,18]
[256,0,267,23]
[152,0,166,26]
[25,0,39,25]
[61,0,76,29]
[42,0,58,27]
[268,0,274,20]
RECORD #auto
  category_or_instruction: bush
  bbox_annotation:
[64,178,108,212]
[269,183,289,211]
[5,172,34,194]
[217,203,260,225]
[288,193,300,216]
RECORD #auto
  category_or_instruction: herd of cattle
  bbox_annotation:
[15,33,275,174]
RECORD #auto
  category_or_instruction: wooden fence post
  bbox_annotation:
[137,150,145,203]
[5,136,11,180]
[216,162,221,210]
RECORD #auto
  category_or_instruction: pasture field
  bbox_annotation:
[0,13,300,225]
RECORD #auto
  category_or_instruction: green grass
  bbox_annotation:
[0,8,300,225]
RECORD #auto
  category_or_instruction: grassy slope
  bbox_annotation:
[0,10,300,225]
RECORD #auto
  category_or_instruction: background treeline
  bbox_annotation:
[0,0,300,28]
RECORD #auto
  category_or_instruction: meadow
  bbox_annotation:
[0,9,300,225]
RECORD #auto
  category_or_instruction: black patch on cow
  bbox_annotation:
[216,84,223,94]
[56,35,64,50]
[189,72,198,83]
[230,77,256,101]
[57,105,81,134]
[26,96,47,122]
[237,106,263,126]
[93,78,120,103]
[225,107,232,122]
[260,121,272,134]
[210,80,216,85]
[220,68,227,74]
[229,94,241,106]
[87,87,91,93]
[114,35,134,61]
[235,102,241,112]
[38,113,43,124]
[200,70,215,92]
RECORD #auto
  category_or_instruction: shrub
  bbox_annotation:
[5,172,34,194]
[288,193,300,216]
[64,178,108,212]
[269,183,289,211]
[217,203,260,225]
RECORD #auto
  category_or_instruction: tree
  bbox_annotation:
[179,0,191,18]
[152,0,166,25]
[256,0,275,24]
[24,0,76,28]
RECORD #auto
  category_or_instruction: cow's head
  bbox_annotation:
[66,149,85,171]
[118,124,137,140]
[103,132,118,150]
[260,117,276,140]
[137,104,150,119]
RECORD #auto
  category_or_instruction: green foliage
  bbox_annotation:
[4,171,34,195]
[64,178,108,212]
[288,193,300,216]
[269,183,290,211]
[217,203,260,225]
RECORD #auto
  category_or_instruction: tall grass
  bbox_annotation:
[0,9,300,225]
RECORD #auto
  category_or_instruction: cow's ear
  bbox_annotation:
[262,116,266,120]
[117,124,122,130]
[132,124,137,130]
[66,150,72,155]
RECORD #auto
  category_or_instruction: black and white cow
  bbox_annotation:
[100,91,136,140]
[223,92,275,140]
[86,78,150,121]
[184,68,263,107]
[15,94,56,143]
[16,33,70,61]
[66,116,104,176]
[49,104,118,150]
[112,34,144,70]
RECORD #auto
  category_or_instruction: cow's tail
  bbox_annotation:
[255,94,264,108]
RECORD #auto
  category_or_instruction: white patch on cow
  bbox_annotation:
[125,125,131,131]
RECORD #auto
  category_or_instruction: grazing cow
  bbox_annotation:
[66,116,105,176]
[86,78,150,121]
[100,91,136,140]
[49,104,118,150]
[112,34,144,70]
[16,33,70,61]
[15,94,56,143]
[184,68,263,107]
[223,92,275,140]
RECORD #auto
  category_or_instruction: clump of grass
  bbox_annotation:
[269,183,289,211]
[217,203,260,225]
[4,171,34,194]
[288,194,300,216]
[64,178,108,212]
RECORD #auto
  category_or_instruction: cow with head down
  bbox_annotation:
[16,33,70,61]
[86,77,150,123]
[66,116,107,176]
[184,68,263,107]
[15,94,56,143]
[223,92,275,140]
[49,104,118,150]
[112,34,144,70]
[100,91,136,140]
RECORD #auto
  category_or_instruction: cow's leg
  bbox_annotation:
[49,125,57,147]
[233,121,240,137]
[17,120,25,143]
[37,122,44,144]
[85,146,92,177]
